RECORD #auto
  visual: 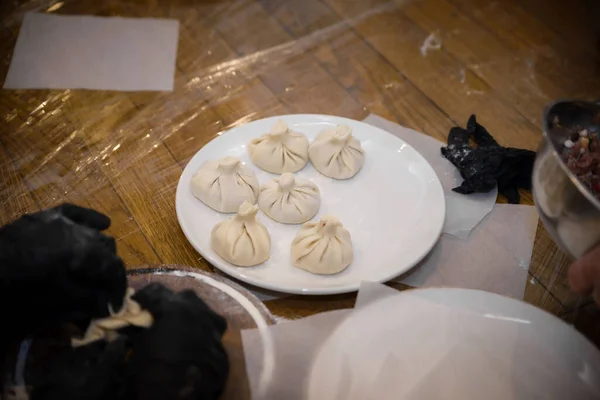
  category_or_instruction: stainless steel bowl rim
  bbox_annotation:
[541,99,600,212]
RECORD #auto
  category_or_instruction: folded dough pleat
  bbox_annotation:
[259,173,320,224]
[211,201,271,267]
[248,120,309,173]
[191,156,259,213]
[291,215,353,275]
[309,125,365,180]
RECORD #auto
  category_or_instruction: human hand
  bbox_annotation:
[0,204,127,335]
[127,283,229,400]
[569,245,600,304]
[30,337,128,400]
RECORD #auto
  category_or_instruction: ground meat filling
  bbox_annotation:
[561,127,600,198]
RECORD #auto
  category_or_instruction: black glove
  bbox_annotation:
[127,283,229,400]
[441,115,536,204]
[30,337,129,400]
[0,204,127,337]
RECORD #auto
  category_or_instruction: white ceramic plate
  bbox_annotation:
[308,288,600,399]
[176,114,445,295]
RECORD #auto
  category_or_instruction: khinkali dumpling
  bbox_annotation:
[211,201,271,267]
[291,215,353,274]
[191,156,259,213]
[309,125,365,179]
[248,120,309,173]
[258,173,320,224]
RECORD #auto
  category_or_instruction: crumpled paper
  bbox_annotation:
[241,282,600,400]
[363,114,497,239]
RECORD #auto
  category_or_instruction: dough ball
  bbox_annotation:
[248,120,309,173]
[309,125,365,179]
[259,173,320,224]
[191,156,259,213]
[211,201,271,267]
[291,215,353,274]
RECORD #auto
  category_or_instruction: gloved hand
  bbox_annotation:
[30,337,129,400]
[0,204,127,337]
[127,283,229,400]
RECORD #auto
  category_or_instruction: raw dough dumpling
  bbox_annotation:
[211,201,271,267]
[291,215,353,274]
[248,120,309,173]
[72,288,153,347]
[309,125,365,179]
[258,173,320,224]
[191,156,259,213]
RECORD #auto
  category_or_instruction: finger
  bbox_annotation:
[179,289,206,305]
[98,232,117,254]
[132,282,173,314]
[84,253,127,315]
[568,246,600,294]
[590,267,600,307]
[69,251,127,319]
[58,203,111,230]
[102,256,127,313]
[594,288,600,307]
[179,290,227,332]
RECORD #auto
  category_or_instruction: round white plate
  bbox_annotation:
[176,114,445,295]
[308,288,600,399]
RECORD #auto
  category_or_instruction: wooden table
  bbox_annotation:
[1,0,600,345]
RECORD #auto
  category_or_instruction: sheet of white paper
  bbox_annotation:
[4,13,179,91]
[242,309,353,399]
[396,204,538,299]
[242,282,600,399]
[363,114,497,238]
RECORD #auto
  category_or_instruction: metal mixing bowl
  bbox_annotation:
[532,100,600,258]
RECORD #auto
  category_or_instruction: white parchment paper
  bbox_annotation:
[242,282,600,400]
[4,13,179,91]
[396,204,538,299]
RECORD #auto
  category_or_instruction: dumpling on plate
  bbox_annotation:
[309,125,365,179]
[258,173,320,224]
[211,201,271,267]
[191,156,259,213]
[291,215,353,275]
[248,120,309,173]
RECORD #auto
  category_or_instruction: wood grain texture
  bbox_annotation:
[1,0,599,347]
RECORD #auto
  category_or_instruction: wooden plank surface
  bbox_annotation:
[1,0,599,349]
